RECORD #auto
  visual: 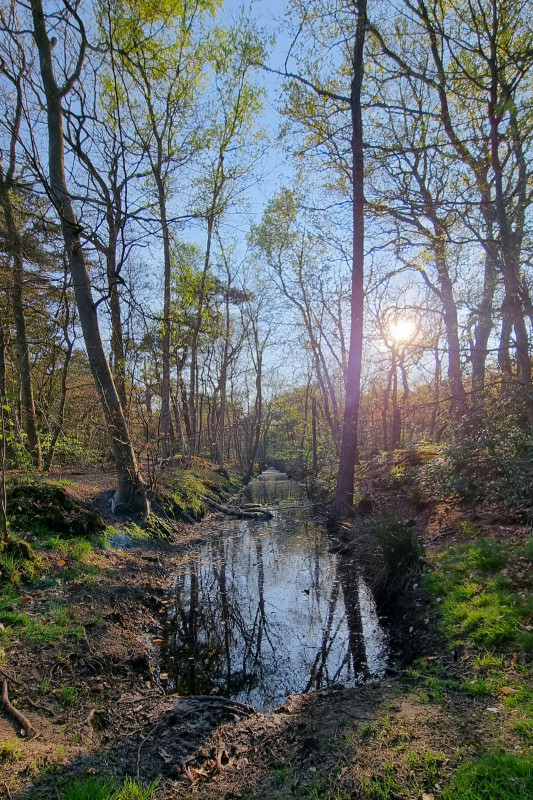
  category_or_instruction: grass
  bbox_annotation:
[0,596,84,645]
[60,685,80,706]
[0,739,24,762]
[424,538,533,651]
[32,776,159,800]
[442,753,533,800]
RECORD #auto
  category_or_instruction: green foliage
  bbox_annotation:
[60,685,80,706]
[418,394,533,508]
[0,535,41,586]
[0,739,24,762]
[443,754,533,800]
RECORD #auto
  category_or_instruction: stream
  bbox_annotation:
[159,469,388,711]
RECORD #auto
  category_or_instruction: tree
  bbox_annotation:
[29,0,149,513]
[371,0,533,426]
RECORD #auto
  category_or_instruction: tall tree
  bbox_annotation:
[29,0,149,513]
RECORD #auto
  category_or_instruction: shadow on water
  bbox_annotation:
[160,470,387,711]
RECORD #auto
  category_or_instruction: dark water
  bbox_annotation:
[159,471,387,711]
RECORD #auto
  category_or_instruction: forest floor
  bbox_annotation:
[0,466,531,800]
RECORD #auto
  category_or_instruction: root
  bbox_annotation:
[1,679,36,738]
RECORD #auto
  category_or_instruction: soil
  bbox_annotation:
[0,469,530,799]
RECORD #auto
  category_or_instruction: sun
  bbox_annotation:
[389,318,416,343]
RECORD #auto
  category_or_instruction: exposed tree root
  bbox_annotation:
[1,679,36,738]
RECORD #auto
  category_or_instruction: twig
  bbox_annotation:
[23,696,56,717]
[3,780,12,799]
[136,720,162,778]
[1,680,37,738]
[0,668,25,687]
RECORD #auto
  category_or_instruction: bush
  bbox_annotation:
[356,515,423,608]
[418,391,533,509]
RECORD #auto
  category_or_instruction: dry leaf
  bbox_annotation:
[422,794,435,800]
[501,686,518,695]
[56,559,66,567]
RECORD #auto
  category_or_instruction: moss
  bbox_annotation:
[7,482,106,539]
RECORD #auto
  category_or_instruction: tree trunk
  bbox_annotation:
[311,395,318,477]
[0,184,42,469]
[154,174,173,461]
[31,0,148,515]
[391,348,401,448]
[471,252,497,408]
[334,0,367,519]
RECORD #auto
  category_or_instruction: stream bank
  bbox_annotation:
[0,466,531,799]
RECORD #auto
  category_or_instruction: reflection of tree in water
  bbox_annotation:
[243,476,305,505]
[165,536,275,698]
[162,488,383,708]
[304,557,368,691]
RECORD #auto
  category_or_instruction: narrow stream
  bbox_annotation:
[159,469,387,711]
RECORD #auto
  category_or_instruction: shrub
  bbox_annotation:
[356,515,423,608]
[418,391,533,509]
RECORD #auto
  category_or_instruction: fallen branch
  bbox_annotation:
[427,528,456,544]
[202,497,273,520]
[1,680,36,738]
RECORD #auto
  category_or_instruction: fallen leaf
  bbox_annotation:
[422,794,435,800]
[56,559,66,567]
[485,707,499,713]
[20,596,32,605]
[501,686,518,695]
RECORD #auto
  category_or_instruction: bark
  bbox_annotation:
[311,395,318,477]
[429,347,441,439]
[432,238,467,420]
[31,0,148,515]
[391,348,401,448]
[0,186,42,470]
[44,272,73,471]
[334,0,367,518]
[244,330,263,484]
[471,251,497,408]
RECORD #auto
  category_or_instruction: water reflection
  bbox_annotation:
[161,473,387,710]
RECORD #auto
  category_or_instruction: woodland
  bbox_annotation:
[0,1,532,799]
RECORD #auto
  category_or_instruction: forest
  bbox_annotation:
[0,0,532,799]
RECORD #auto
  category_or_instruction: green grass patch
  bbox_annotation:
[49,776,159,800]
[0,597,84,645]
[0,739,24,762]
[443,753,533,800]
[425,539,533,651]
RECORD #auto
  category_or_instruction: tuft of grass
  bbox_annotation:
[0,739,24,761]
[443,754,533,800]
[60,685,80,706]
[70,539,93,562]
[50,776,159,800]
